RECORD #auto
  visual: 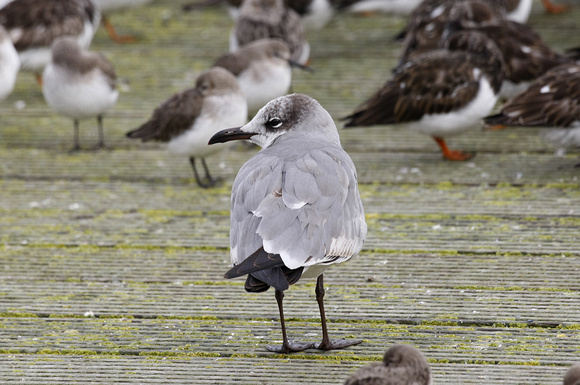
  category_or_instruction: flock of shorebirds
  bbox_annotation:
[0,0,578,176]
[1,0,579,383]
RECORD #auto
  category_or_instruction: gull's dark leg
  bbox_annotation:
[189,157,210,188]
[314,274,362,351]
[266,289,314,353]
[71,120,81,152]
[96,115,105,149]
[201,158,221,186]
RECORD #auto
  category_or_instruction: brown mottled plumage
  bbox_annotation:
[485,64,580,128]
[126,67,248,188]
[0,0,100,80]
[344,30,504,161]
[400,1,570,99]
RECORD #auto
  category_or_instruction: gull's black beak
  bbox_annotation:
[288,59,314,72]
[208,127,256,145]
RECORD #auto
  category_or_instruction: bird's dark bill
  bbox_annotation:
[208,127,255,145]
[288,59,314,72]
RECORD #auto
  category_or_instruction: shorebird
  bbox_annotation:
[564,362,580,385]
[344,344,432,385]
[184,0,337,31]
[484,64,580,154]
[343,30,504,161]
[400,1,571,100]
[213,38,312,113]
[0,0,100,84]
[126,67,247,188]
[92,0,153,43]
[208,94,367,353]
[0,25,20,100]
[42,37,118,151]
[230,0,310,65]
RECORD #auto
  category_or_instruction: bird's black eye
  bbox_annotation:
[267,117,283,129]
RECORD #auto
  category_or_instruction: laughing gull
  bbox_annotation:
[230,0,310,65]
[42,36,118,151]
[208,93,367,353]
[213,38,312,113]
[484,64,580,153]
[343,30,504,161]
[344,344,432,385]
[127,67,247,188]
[92,0,153,43]
[0,0,100,85]
[0,25,20,100]
[564,362,580,385]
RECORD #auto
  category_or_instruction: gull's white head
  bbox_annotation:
[208,93,340,148]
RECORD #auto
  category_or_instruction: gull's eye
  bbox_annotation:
[266,117,283,129]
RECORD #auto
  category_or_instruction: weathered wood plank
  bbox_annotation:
[0,0,579,384]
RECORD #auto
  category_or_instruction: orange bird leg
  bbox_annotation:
[102,16,136,43]
[486,124,507,131]
[433,136,475,161]
[35,73,43,86]
[542,0,569,13]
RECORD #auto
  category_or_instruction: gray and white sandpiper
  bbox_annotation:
[92,0,153,43]
[127,67,247,188]
[230,0,310,65]
[484,63,580,154]
[42,36,118,151]
[213,38,312,113]
[208,93,367,353]
[343,30,504,161]
[344,344,432,385]
[0,24,20,100]
[564,362,580,385]
[0,0,100,84]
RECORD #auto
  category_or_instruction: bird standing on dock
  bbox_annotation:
[213,38,312,113]
[92,0,153,43]
[208,94,367,353]
[343,30,504,161]
[127,67,248,188]
[0,0,100,85]
[0,25,20,100]
[42,36,118,151]
[231,0,310,65]
[344,344,432,385]
[484,64,580,154]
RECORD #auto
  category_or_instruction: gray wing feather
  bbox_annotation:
[230,144,366,270]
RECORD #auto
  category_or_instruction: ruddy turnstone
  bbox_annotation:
[42,36,118,151]
[126,67,248,188]
[208,94,367,353]
[343,30,504,161]
[484,64,580,153]
[0,0,100,84]
[401,0,570,100]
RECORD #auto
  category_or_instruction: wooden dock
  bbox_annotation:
[0,1,578,383]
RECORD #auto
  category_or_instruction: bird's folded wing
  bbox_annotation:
[231,146,366,271]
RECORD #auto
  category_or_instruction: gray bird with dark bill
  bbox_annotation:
[344,344,432,385]
[208,93,367,353]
